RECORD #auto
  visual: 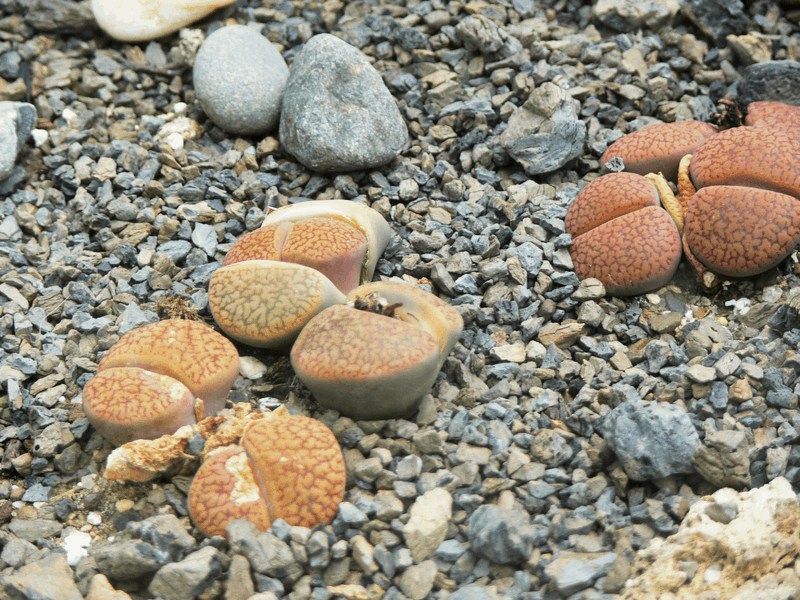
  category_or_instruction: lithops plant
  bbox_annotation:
[569,100,800,295]
[208,260,346,348]
[260,199,393,290]
[209,200,393,347]
[291,281,464,420]
[565,172,683,296]
[223,217,369,294]
[83,319,240,446]
[188,414,345,538]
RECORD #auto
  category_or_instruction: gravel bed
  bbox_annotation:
[1,1,800,599]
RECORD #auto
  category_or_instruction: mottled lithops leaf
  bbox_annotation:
[291,282,462,420]
[745,101,800,137]
[602,120,718,181]
[225,217,369,293]
[83,367,199,447]
[241,416,345,528]
[261,200,392,286]
[689,126,800,199]
[345,280,464,371]
[187,445,272,539]
[565,172,661,238]
[208,260,346,348]
[98,319,240,416]
[570,206,682,296]
[685,185,800,277]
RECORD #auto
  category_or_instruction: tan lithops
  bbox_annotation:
[188,415,345,538]
[291,281,463,420]
[209,260,346,348]
[91,0,236,42]
[98,319,240,416]
[224,217,369,294]
[261,200,393,288]
[83,367,199,447]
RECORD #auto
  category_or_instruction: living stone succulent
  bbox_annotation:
[82,319,240,446]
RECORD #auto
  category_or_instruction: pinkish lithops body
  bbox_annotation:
[188,414,345,538]
[290,281,464,420]
[82,319,240,445]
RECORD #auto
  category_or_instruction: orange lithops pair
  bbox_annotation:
[565,172,683,296]
[209,200,393,348]
[188,414,345,538]
[570,100,800,294]
[291,281,464,420]
[82,319,240,446]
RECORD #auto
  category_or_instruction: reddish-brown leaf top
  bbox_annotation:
[685,185,800,277]
[570,206,682,296]
[188,445,272,539]
[602,121,718,180]
[565,172,660,238]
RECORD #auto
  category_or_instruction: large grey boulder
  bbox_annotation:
[279,34,408,172]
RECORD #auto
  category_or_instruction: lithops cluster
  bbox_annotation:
[209,200,392,348]
[568,100,800,294]
[188,414,345,538]
[291,281,464,420]
[82,319,240,446]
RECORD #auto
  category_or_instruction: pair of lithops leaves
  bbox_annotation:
[209,200,464,420]
[566,101,800,295]
[82,319,345,536]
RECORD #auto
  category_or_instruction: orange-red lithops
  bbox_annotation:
[602,120,718,181]
[188,415,345,538]
[208,260,346,348]
[684,186,800,277]
[291,281,463,420]
[688,126,800,199]
[83,367,199,446]
[97,319,240,416]
[83,319,240,445]
[565,172,682,296]
[224,217,369,294]
[744,101,800,137]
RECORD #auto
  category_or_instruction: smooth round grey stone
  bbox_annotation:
[194,25,288,136]
[279,33,409,172]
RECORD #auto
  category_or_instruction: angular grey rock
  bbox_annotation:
[466,505,535,564]
[592,0,680,32]
[500,83,585,175]
[7,518,62,542]
[736,60,800,107]
[279,34,408,172]
[544,551,622,597]
[682,0,749,42]
[396,560,438,600]
[454,14,523,61]
[0,101,36,181]
[1,552,83,600]
[92,540,166,583]
[602,391,701,481]
[194,25,288,136]
[148,546,225,600]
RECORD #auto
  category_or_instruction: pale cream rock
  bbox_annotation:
[91,0,236,42]
[620,477,800,599]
